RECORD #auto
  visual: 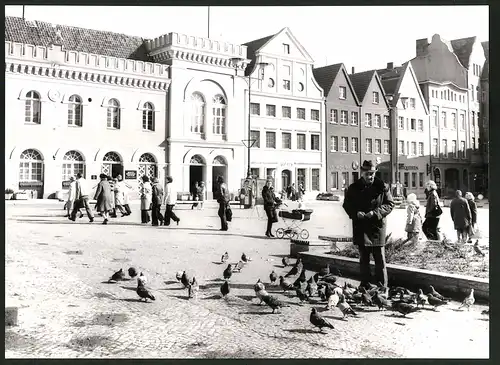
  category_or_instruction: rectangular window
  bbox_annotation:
[297,168,306,188]
[330,109,338,123]
[471,84,474,101]
[330,172,338,190]
[441,111,447,128]
[341,172,349,190]
[339,86,346,99]
[283,80,291,90]
[250,103,260,115]
[365,113,372,127]
[266,104,276,117]
[418,142,424,156]
[311,169,320,191]
[372,91,379,104]
[460,141,466,158]
[411,172,417,188]
[410,118,416,131]
[410,98,416,109]
[341,137,348,153]
[398,116,404,130]
[383,115,390,128]
[442,139,448,158]
[432,110,438,127]
[419,173,424,188]
[266,168,275,180]
[282,106,291,118]
[330,136,338,152]
[418,119,424,132]
[451,113,457,129]
[375,139,381,154]
[351,137,359,153]
[411,142,417,156]
[383,140,390,154]
[250,168,260,178]
[404,172,409,187]
[250,130,260,148]
[340,110,348,124]
[311,109,320,121]
[432,138,438,157]
[365,139,373,154]
[283,43,290,54]
[398,140,404,155]
[351,111,359,125]
[452,140,457,157]
[282,132,291,149]
[374,114,381,128]
[407,141,410,156]
[460,114,465,130]
[266,131,276,149]
[352,171,359,182]
[311,134,320,150]
[297,108,305,120]
[297,133,306,149]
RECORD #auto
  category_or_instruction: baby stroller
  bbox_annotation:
[275,203,313,239]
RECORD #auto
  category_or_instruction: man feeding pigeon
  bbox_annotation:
[342,160,395,289]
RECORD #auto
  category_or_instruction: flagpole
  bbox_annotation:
[207,6,210,38]
[22,5,25,19]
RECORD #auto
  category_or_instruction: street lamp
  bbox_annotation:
[230,57,269,181]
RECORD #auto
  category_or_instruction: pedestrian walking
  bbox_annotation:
[450,190,472,243]
[94,174,114,224]
[116,174,132,215]
[163,176,180,226]
[112,177,127,216]
[404,193,422,242]
[70,172,94,222]
[262,179,281,238]
[215,176,229,231]
[197,181,206,210]
[140,175,152,224]
[66,176,83,218]
[297,183,305,201]
[151,177,164,226]
[191,181,199,210]
[108,176,117,218]
[290,183,297,201]
[342,160,395,289]
[422,180,442,240]
[464,192,478,243]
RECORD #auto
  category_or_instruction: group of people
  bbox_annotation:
[283,182,305,201]
[137,175,180,226]
[191,181,206,210]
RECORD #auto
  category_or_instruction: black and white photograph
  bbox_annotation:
[5,4,489,359]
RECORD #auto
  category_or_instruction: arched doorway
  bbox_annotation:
[282,169,291,191]
[138,153,157,182]
[101,152,123,178]
[189,154,206,196]
[212,155,227,194]
[444,168,459,196]
[19,148,44,198]
[62,150,85,181]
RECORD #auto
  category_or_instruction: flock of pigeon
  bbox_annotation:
[107,253,488,333]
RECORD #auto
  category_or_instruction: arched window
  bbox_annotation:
[212,95,226,135]
[101,151,122,177]
[62,150,85,181]
[190,155,205,165]
[68,95,83,127]
[107,99,120,129]
[19,149,43,181]
[25,91,41,124]
[142,102,155,131]
[138,153,157,181]
[191,93,205,134]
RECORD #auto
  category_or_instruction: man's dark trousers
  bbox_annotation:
[218,202,228,230]
[358,244,388,287]
[151,203,163,226]
[164,204,179,226]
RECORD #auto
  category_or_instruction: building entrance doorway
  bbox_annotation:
[189,154,206,198]
[212,156,227,197]
[102,152,123,178]
[282,169,291,191]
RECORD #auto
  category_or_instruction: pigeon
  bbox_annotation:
[254,280,269,304]
[188,277,199,299]
[221,252,229,263]
[376,282,389,293]
[138,272,147,286]
[416,289,429,308]
[473,240,485,257]
[254,279,266,292]
[109,268,125,282]
[337,295,357,318]
[310,308,335,332]
[372,292,391,310]
[220,280,230,297]
[262,294,289,313]
[427,293,448,310]
[323,283,336,301]
[128,267,138,278]
[458,289,475,311]
[359,287,374,306]
[269,270,278,285]
[233,261,244,272]
[285,258,303,278]
[181,271,191,288]
[306,276,318,297]
[481,309,489,315]
[175,271,183,282]
[223,265,233,280]
[320,274,338,285]
[136,281,156,302]
[391,301,419,317]
[319,264,330,277]
[241,253,252,262]
[296,286,309,303]
[279,276,295,294]
[282,256,291,267]
[428,285,450,301]
[317,285,327,301]
[293,268,307,288]
[326,291,340,309]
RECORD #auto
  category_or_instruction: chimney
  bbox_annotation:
[416,38,429,57]
[386,62,394,70]
[351,66,355,74]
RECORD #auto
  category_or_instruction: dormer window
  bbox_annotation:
[283,43,290,54]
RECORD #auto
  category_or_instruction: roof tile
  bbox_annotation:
[312,63,342,97]
[349,70,376,102]
[450,36,476,69]
[243,34,274,76]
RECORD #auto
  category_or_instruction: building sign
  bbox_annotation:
[19,181,43,187]
[280,162,293,167]
[398,164,419,171]
[62,180,72,188]
[91,175,98,180]
[125,170,137,180]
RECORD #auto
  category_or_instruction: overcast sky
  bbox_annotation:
[5,5,489,72]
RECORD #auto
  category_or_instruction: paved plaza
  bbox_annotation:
[5,199,489,358]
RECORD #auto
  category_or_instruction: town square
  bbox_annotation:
[5,4,489,359]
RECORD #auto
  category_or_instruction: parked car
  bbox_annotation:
[316,192,341,201]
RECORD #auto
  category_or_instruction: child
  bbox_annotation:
[405,193,422,241]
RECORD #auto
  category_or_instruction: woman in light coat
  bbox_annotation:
[113,177,127,216]
[464,192,478,243]
[94,173,114,224]
[405,193,422,241]
[422,180,442,240]
[140,175,153,224]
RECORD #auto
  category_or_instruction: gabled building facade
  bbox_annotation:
[243,28,325,194]
[379,62,430,198]
[313,63,361,192]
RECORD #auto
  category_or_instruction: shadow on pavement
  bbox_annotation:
[239,311,274,316]
[116,298,147,303]
[269,254,293,259]
[202,294,222,300]
[170,295,190,301]
[283,328,321,334]
[191,232,271,240]
[200,283,259,290]
[120,286,137,291]
[212,261,224,265]
[14,219,152,227]
[158,287,185,291]
[164,280,178,285]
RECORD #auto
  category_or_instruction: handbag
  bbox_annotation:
[225,205,233,222]
[434,204,443,217]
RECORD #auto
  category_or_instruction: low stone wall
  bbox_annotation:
[298,251,489,302]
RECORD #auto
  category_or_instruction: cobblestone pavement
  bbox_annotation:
[5,200,489,358]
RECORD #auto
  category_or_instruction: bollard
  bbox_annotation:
[5,307,18,327]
